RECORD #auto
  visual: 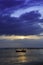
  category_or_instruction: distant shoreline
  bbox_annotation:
[0,48,43,49]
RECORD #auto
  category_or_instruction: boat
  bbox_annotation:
[16,49,26,52]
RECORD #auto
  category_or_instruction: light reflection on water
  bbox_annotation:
[16,52,28,63]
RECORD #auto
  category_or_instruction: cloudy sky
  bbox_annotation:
[0,0,43,48]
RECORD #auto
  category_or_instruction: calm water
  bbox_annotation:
[0,48,43,65]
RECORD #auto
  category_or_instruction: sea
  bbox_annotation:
[0,48,43,65]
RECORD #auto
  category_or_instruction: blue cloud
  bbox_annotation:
[0,11,43,35]
[0,0,43,35]
[20,11,41,22]
[0,0,25,10]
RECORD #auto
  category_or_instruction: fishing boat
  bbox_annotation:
[16,49,26,52]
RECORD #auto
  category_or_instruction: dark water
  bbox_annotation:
[0,48,43,65]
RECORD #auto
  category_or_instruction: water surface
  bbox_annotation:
[0,48,43,65]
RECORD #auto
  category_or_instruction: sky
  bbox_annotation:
[0,0,43,48]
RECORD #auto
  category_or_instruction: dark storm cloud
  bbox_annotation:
[0,0,43,10]
[0,0,43,17]
[0,0,25,10]
[20,11,41,22]
[0,0,27,17]
[30,0,43,4]
[1,0,42,10]
[0,0,43,35]
[0,11,43,35]
[33,0,43,2]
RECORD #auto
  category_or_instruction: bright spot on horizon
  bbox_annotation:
[20,36,25,39]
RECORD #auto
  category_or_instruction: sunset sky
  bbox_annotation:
[0,0,43,48]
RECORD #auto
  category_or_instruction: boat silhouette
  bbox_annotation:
[16,49,26,52]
